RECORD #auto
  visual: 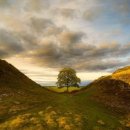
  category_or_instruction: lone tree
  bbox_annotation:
[56,68,81,92]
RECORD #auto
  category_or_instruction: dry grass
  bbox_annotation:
[0,106,84,130]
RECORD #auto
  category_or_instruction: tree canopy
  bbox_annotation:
[56,68,81,92]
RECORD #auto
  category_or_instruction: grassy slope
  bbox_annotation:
[112,66,130,84]
[76,66,130,129]
[83,66,130,113]
[0,86,124,130]
[71,89,122,130]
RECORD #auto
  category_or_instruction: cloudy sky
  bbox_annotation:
[0,0,130,86]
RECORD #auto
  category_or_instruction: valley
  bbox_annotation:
[0,60,130,130]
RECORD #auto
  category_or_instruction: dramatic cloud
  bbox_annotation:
[59,8,76,18]
[0,0,10,7]
[29,16,64,36]
[28,40,130,71]
[0,0,130,85]
[25,0,50,12]
[51,8,78,19]
[30,17,54,33]
[58,31,84,45]
[0,29,24,58]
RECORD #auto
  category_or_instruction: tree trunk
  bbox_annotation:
[67,86,69,92]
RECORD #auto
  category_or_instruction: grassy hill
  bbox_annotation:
[0,60,129,130]
[0,59,57,128]
[0,59,46,91]
[112,66,130,85]
[81,66,130,113]
[78,66,130,129]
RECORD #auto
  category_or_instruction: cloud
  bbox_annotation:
[24,0,50,12]
[0,0,10,7]
[51,8,77,19]
[26,29,130,71]
[0,0,130,74]
[29,16,64,36]
[17,31,38,50]
[60,8,76,18]
[0,29,24,58]
[27,39,61,67]
[83,8,102,21]
[30,17,54,33]
[58,31,85,45]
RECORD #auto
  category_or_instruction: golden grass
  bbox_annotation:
[0,106,83,130]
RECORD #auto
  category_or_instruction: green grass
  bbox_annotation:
[0,86,126,130]
[46,86,81,93]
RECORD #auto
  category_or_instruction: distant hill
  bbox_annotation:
[80,66,130,113]
[80,80,92,86]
